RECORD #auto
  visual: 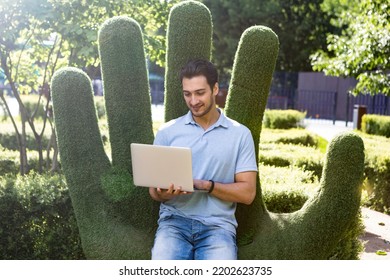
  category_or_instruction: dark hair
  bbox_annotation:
[180,59,218,90]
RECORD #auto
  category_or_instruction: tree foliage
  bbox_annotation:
[0,0,177,175]
[311,0,390,96]
[200,0,334,81]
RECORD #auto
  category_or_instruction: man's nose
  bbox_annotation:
[190,95,199,105]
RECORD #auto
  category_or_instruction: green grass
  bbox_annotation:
[316,135,328,153]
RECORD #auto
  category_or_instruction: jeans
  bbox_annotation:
[151,214,237,260]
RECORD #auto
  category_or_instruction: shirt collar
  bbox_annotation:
[184,108,229,129]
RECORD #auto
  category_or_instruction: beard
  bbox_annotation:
[189,97,215,118]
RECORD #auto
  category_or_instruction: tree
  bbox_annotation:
[200,0,334,82]
[311,0,390,96]
[0,0,57,174]
[0,0,176,175]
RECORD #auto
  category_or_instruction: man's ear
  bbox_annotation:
[213,82,219,96]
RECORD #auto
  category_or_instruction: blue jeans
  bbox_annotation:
[151,215,237,260]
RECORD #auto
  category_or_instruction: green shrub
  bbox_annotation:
[0,144,19,175]
[0,145,53,176]
[0,133,50,151]
[94,96,106,119]
[259,143,324,179]
[264,109,306,129]
[360,132,390,214]
[362,114,390,138]
[23,98,46,120]
[261,164,318,213]
[261,128,319,147]
[0,172,84,259]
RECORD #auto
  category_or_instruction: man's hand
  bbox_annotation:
[149,184,190,202]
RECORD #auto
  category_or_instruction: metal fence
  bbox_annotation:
[266,71,390,124]
[296,90,338,122]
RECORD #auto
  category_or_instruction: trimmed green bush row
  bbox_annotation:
[0,133,50,151]
[263,109,306,129]
[359,132,390,214]
[259,142,323,180]
[0,145,53,175]
[259,128,390,214]
[362,114,390,138]
[261,128,319,147]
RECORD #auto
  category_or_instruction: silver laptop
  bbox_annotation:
[130,143,197,192]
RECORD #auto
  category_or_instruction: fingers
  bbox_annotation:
[98,16,154,170]
[51,68,111,177]
[156,184,188,200]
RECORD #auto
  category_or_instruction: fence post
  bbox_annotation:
[332,91,337,125]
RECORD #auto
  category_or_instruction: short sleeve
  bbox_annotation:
[235,129,258,174]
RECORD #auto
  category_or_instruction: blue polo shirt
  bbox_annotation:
[153,110,258,234]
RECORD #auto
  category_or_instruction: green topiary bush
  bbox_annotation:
[51,0,365,260]
[361,114,390,138]
[52,15,159,259]
[164,0,212,122]
[260,164,364,259]
[223,21,364,259]
[264,109,306,129]
[0,172,84,259]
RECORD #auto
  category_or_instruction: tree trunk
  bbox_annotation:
[47,128,60,174]
[20,110,28,175]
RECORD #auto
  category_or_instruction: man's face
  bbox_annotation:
[182,75,218,118]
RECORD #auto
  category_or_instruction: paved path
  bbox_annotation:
[303,118,353,141]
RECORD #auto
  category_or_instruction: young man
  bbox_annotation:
[149,59,257,260]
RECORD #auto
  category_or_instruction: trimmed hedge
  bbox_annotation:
[359,132,390,214]
[0,172,84,259]
[0,145,52,175]
[259,142,324,180]
[0,133,50,151]
[261,128,319,147]
[264,109,306,129]
[0,145,19,175]
[260,164,318,213]
[260,128,390,215]
[362,114,390,138]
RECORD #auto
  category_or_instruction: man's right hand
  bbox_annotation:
[149,184,190,202]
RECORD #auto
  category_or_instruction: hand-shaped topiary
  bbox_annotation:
[51,1,364,259]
